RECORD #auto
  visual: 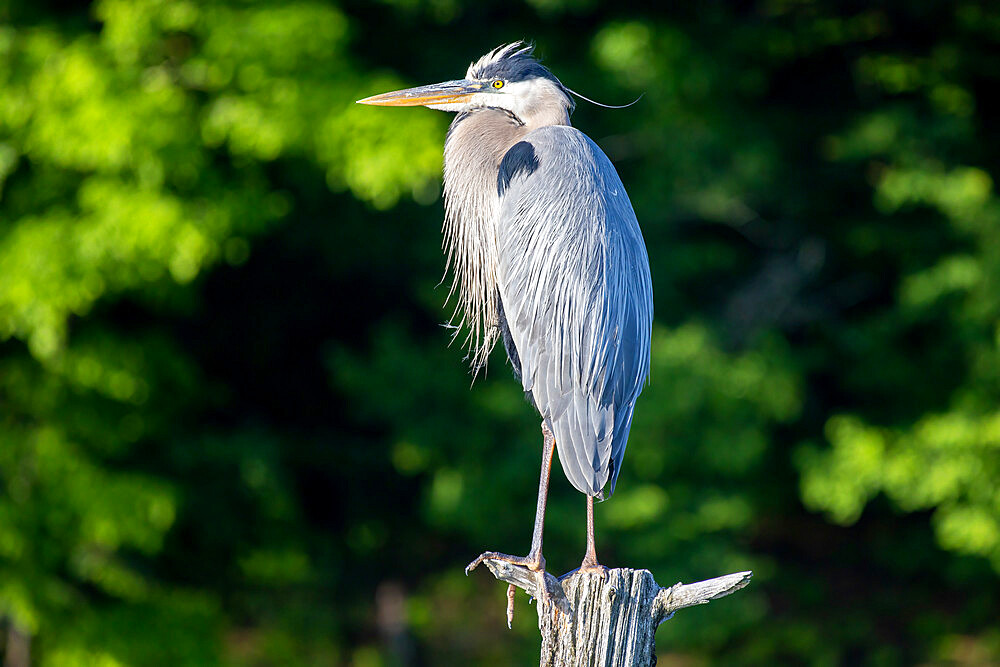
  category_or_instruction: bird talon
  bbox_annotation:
[578,563,610,579]
[465,551,545,575]
[506,584,516,629]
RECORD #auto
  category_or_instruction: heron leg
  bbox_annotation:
[465,420,555,576]
[577,494,609,577]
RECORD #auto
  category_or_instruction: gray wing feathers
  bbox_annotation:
[496,126,653,497]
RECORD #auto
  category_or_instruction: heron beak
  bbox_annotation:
[356,79,484,107]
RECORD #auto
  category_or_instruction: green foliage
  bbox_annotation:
[801,411,1000,567]
[1,0,999,664]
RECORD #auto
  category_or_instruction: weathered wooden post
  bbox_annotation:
[479,560,752,666]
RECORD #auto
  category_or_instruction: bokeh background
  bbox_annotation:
[2,0,1000,664]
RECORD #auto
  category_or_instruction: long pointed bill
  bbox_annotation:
[356,79,485,107]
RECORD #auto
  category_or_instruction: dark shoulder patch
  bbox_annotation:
[497,141,539,197]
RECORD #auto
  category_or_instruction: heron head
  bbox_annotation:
[357,42,574,127]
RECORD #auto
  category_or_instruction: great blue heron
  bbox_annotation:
[359,43,653,585]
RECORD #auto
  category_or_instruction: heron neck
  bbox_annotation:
[440,108,528,371]
[445,109,528,179]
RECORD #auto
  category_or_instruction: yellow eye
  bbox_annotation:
[492,80,505,89]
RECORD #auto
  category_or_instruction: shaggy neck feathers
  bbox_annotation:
[442,109,529,371]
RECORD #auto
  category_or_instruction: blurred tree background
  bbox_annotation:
[1,0,1000,664]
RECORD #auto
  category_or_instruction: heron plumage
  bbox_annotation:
[495,126,653,496]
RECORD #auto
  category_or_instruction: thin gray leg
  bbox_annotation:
[578,494,608,576]
[466,421,555,574]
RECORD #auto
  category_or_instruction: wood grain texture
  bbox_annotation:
[480,559,752,666]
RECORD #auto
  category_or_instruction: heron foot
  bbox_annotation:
[465,550,546,575]
[557,562,609,581]
[466,551,551,624]
[577,556,609,579]
[578,563,609,578]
